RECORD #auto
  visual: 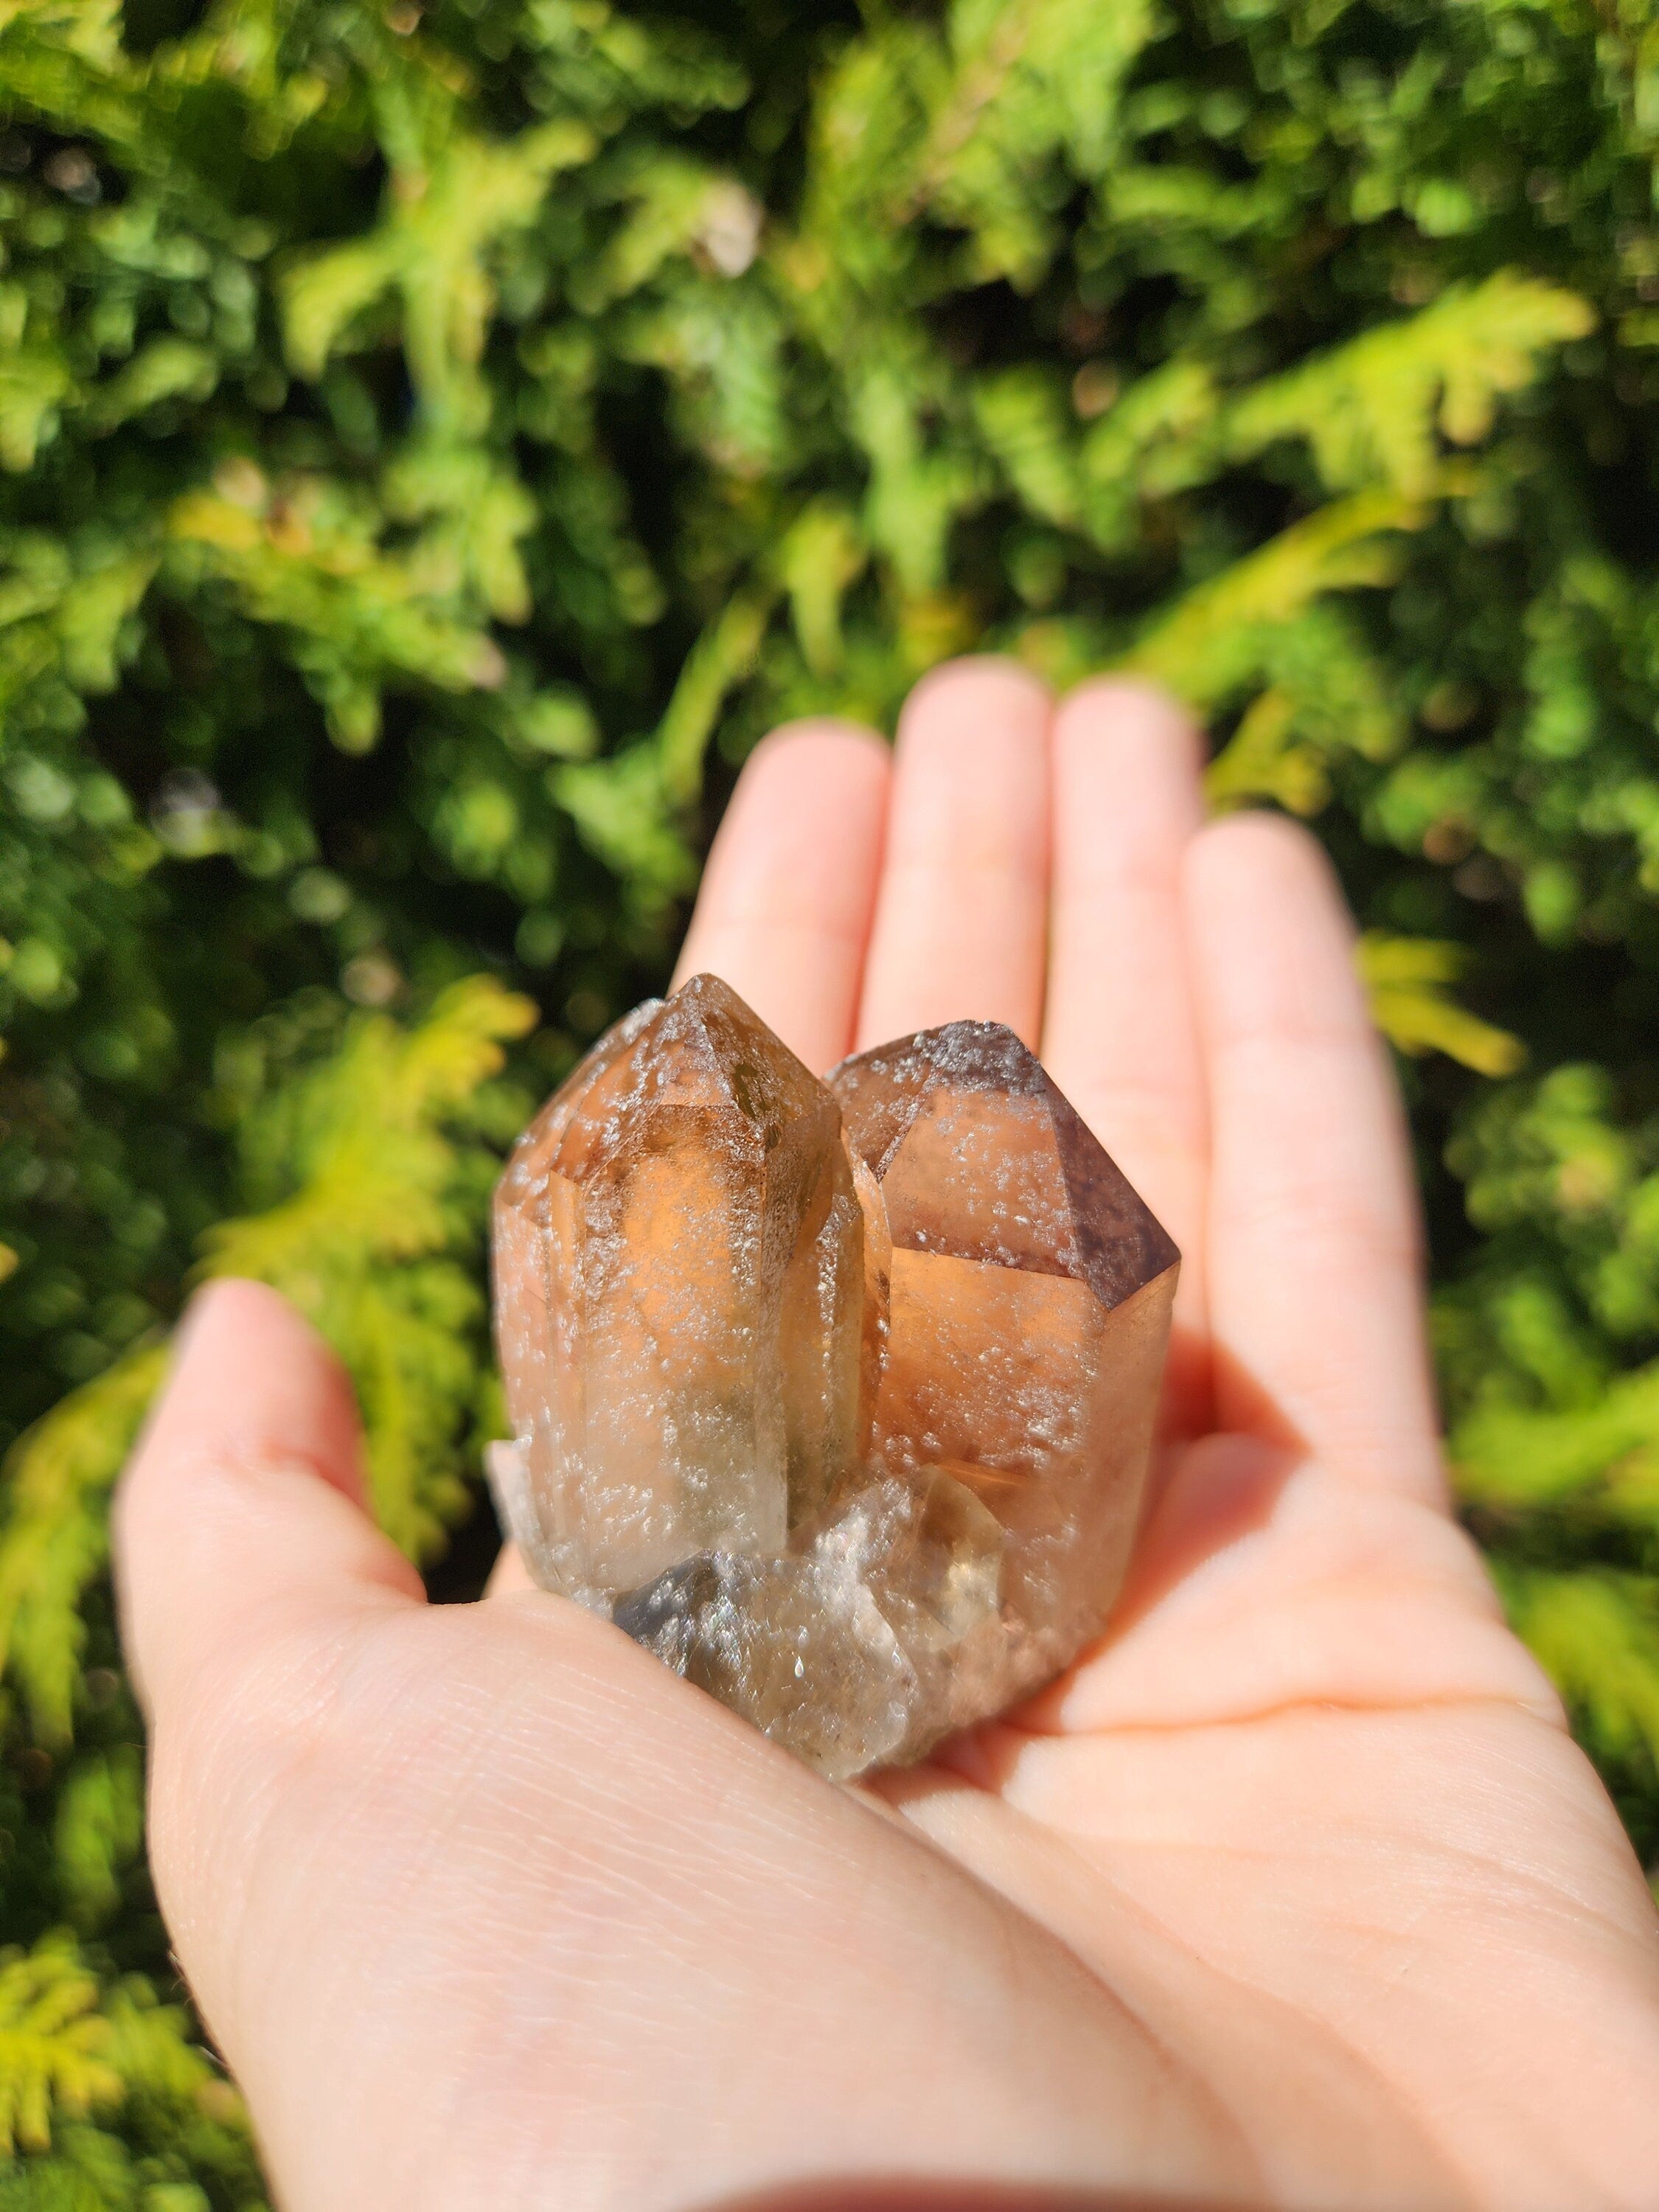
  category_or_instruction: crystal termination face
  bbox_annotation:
[491,974,1178,1779]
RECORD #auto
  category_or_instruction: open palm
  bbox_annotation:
[116,662,1659,2212]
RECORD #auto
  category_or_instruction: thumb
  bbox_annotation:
[114,1279,423,1722]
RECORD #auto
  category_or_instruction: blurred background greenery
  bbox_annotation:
[3,0,1659,2197]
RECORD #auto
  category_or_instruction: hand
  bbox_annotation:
[116,661,1659,2212]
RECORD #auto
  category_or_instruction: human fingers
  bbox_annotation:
[1184,815,1444,1500]
[1040,681,1211,1425]
[674,719,889,1071]
[114,1278,422,1722]
[855,658,1052,1051]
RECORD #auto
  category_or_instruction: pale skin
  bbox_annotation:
[115,661,1659,2212]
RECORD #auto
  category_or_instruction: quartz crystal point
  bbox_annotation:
[490,973,864,1601]
[830,1021,1180,1712]
[490,978,1178,1780]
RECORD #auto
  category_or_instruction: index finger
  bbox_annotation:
[674,719,889,1072]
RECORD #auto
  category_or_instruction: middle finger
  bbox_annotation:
[855,657,1053,1051]
[1040,678,1211,1329]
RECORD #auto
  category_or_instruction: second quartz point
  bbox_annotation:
[831,1020,1180,1701]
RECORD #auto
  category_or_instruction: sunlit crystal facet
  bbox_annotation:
[831,1021,1180,1705]
[491,978,1178,1778]
[491,973,864,1601]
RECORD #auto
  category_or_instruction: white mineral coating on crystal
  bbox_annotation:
[490,976,1178,1778]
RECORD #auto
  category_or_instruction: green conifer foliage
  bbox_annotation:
[1,0,1659,2191]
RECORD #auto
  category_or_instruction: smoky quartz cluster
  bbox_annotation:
[490,973,1177,1778]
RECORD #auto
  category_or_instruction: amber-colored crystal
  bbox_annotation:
[491,973,863,1601]
[831,1020,1180,1711]
[490,978,1178,1778]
